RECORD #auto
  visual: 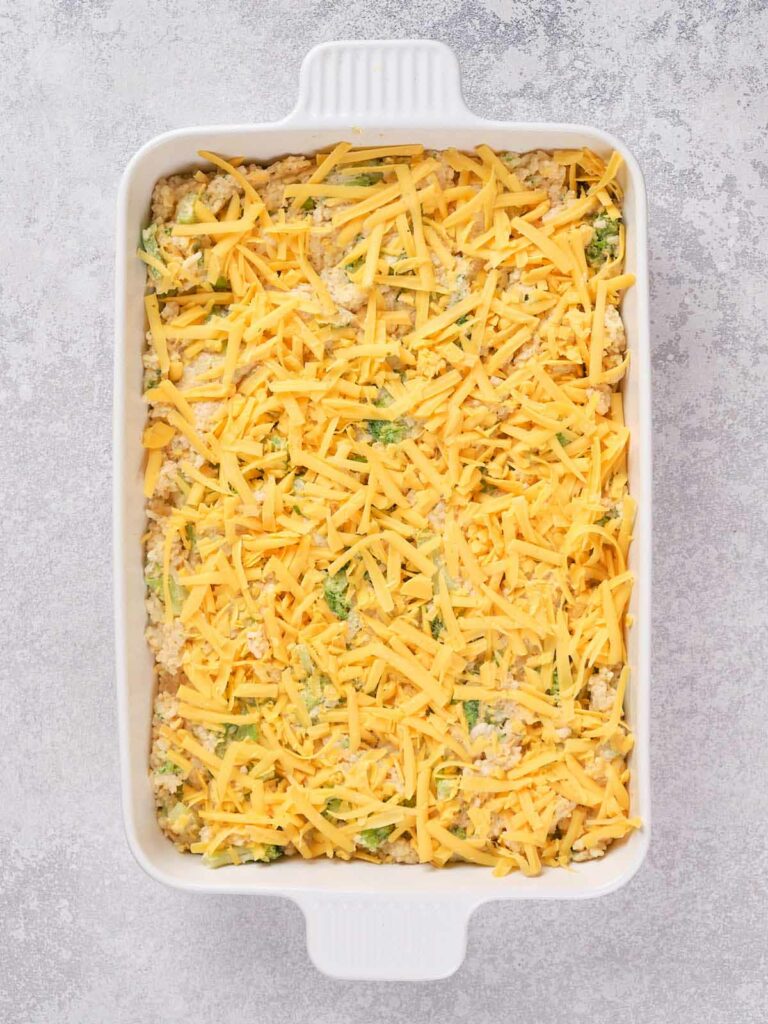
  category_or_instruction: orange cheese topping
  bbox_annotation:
[141,144,639,873]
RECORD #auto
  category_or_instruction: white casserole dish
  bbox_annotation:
[114,39,651,981]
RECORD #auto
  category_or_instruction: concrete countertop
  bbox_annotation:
[2,0,767,1020]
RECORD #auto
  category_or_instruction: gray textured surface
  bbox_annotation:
[2,0,767,1021]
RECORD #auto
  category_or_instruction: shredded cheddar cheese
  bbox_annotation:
[142,144,639,873]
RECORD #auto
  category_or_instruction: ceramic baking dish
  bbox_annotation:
[114,39,651,981]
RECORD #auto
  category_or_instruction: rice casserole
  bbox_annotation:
[139,143,640,876]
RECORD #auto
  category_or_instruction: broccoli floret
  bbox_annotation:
[167,801,194,832]
[144,369,162,392]
[157,760,177,775]
[323,568,351,620]
[358,825,395,851]
[203,844,283,868]
[300,685,322,715]
[555,432,571,446]
[548,667,560,700]
[145,573,188,615]
[436,778,456,801]
[323,797,342,818]
[228,723,259,742]
[344,173,382,186]
[367,419,408,445]
[201,849,233,869]
[430,615,445,639]
[294,643,315,675]
[373,388,394,408]
[596,507,620,527]
[463,700,480,730]
[140,224,165,281]
[302,197,316,211]
[586,216,621,267]
[212,275,230,291]
[175,192,200,225]
[449,825,467,839]
[215,722,258,757]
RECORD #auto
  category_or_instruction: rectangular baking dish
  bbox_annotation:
[114,39,651,981]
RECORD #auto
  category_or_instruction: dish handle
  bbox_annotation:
[285,39,482,127]
[294,892,479,980]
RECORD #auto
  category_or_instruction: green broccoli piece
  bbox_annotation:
[555,432,571,446]
[228,723,259,742]
[201,849,234,869]
[430,615,445,639]
[141,224,175,292]
[261,844,283,862]
[145,573,188,615]
[586,216,621,267]
[157,760,177,775]
[144,369,162,392]
[202,844,282,868]
[215,722,259,757]
[435,778,456,801]
[358,825,395,851]
[167,578,187,614]
[596,507,620,527]
[300,685,322,715]
[212,275,230,291]
[323,568,351,620]
[185,523,196,547]
[345,256,365,273]
[166,801,196,833]
[323,797,342,818]
[140,224,164,278]
[449,825,467,839]
[344,173,382,186]
[463,700,480,730]
[294,644,315,675]
[175,192,200,224]
[302,197,316,211]
[456,314,470,326]
[548,667,560,700]
[366,418,408,445]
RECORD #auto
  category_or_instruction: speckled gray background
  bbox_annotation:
[2,0,767,1021]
